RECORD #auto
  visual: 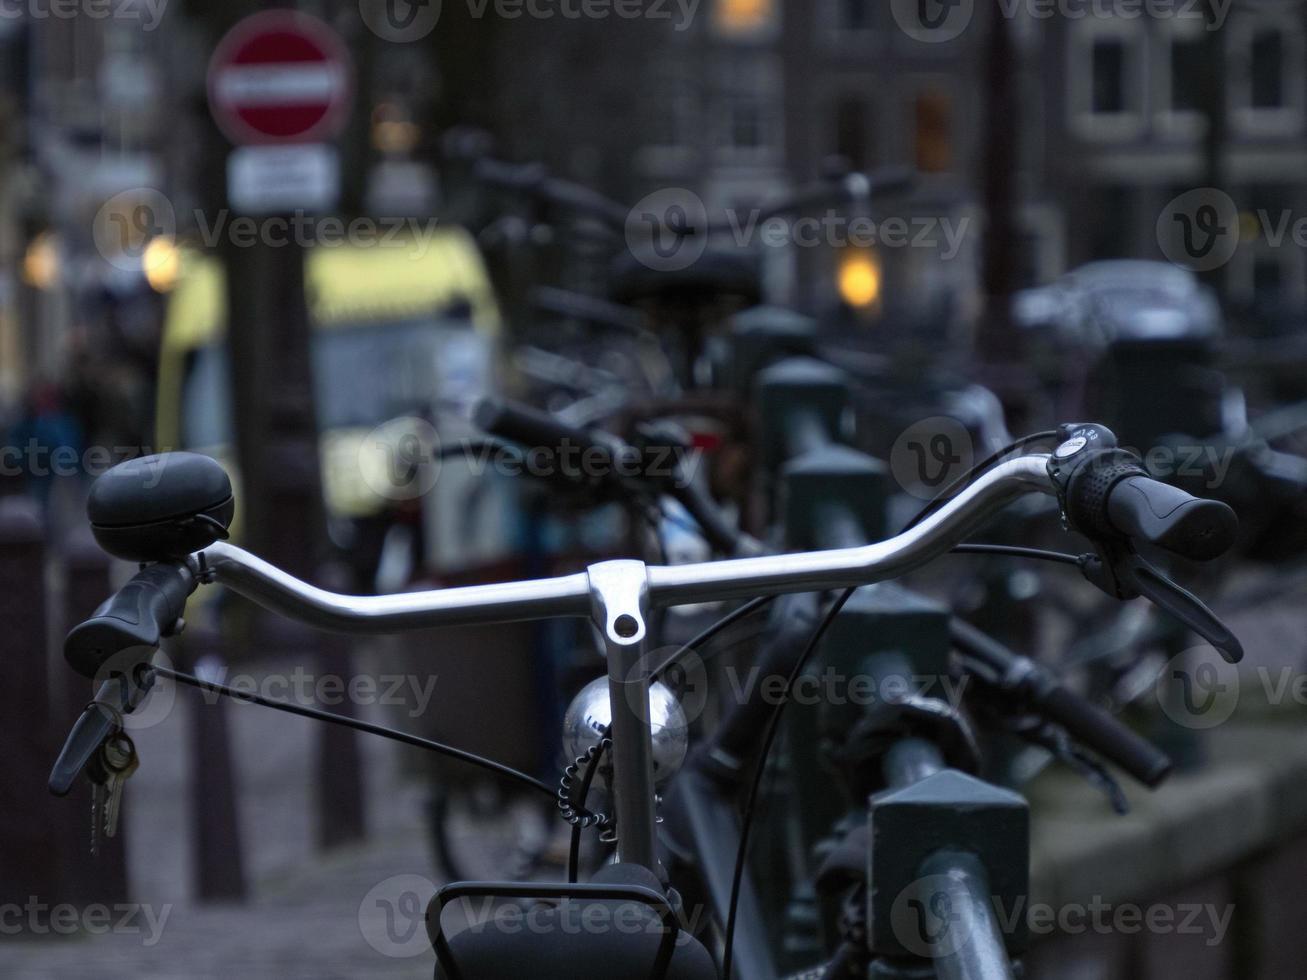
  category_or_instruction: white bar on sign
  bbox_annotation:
[227,144,340,214]
[215,64,340,106]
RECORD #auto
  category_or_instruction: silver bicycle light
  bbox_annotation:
[563,676,689,787]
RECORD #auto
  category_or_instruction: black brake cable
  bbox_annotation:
[721,587,856,980]
[901,430,1061,532]
[564,594,778,882]
[437,440,517,462]
[650,594,777,682]
[566,726,610,884]
[950,543,1082,566]
[148,664,557,802]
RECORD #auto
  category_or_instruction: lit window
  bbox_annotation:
[914,90,952,174]
[714,0,776,37]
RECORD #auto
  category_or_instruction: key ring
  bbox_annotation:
[101,732,137,772]
[83,697,126,734]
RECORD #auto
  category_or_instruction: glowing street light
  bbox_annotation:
[21,232,60,291]
[143,237,182,292]
[837,248,881,313]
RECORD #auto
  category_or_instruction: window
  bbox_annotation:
[1246,184,1290,228]
[1229,18,1303,135]
[1170,35,1204,113]
[729,96,765,149]
[1016,205,1066,286]
[1069,24,1143,139]
[716,58,781,161]
[713,0,777,38]
[647,72,696,151]
[1252,29,1285,109]
[1087,186,1133,259]
[833,95,872,170]
[1227,183,1304,309]
[1016,227,1043,288]
[1092,39,1126,114]
[914,89,952,174]
[835,0,873,32]
[1254,257,1282,300]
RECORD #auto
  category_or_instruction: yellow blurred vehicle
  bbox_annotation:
[155,230,503,579]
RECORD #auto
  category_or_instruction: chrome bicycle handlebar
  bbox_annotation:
[200,455,1054,631]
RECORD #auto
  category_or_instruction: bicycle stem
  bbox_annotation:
[588,561,660,870]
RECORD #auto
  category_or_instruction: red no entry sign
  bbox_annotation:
[208,10,353,146]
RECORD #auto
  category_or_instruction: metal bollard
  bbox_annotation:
[0,496,64,923]
[243,561,367,851]
[314,561,366,850]
[182,626,248,902]
[727,305,817,393]
[755,358,851,471]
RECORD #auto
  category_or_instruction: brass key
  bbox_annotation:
[100,733,139,841]
[90,781,105,856]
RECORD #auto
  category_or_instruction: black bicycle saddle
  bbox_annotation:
[431,863,717,980]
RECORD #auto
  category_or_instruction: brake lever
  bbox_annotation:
[1007,715,1130,814]
[49,667,155,796]
[1077,543,1243,664]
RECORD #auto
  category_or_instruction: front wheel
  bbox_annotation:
[426,779,557,882]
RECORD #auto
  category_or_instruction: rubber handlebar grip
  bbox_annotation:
[64,562,196,679]
[1106,475,1238,561]
[1038,683,1173,787]
[473,398,612,460]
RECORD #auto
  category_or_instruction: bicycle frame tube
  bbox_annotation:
[918,850,1017,980]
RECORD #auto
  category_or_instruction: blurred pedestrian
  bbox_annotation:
[6,381,84,522]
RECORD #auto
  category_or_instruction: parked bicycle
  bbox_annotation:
[51,415,1240,978]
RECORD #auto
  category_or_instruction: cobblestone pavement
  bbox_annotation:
[3,654,449,979]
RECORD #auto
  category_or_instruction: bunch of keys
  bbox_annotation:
[89,732,139,856]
